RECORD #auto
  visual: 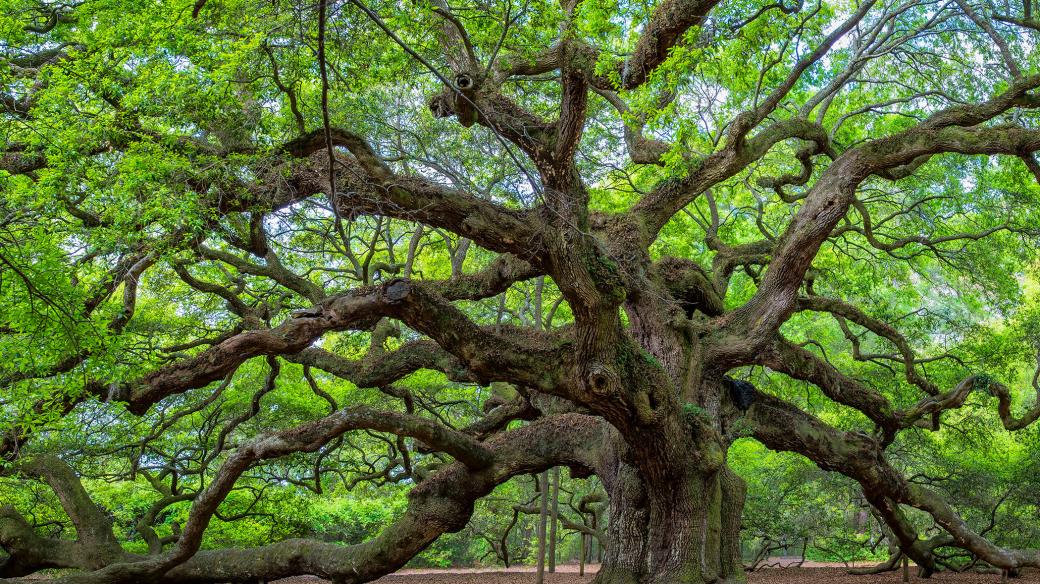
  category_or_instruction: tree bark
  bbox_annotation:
[549,467,559,573]
[536,471,549,584]
[592,435,747,584]
[580,533,587,576]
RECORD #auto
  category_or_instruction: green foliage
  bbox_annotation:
[2,0,1040,573]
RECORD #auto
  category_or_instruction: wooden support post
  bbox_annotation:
[902,555,910,582]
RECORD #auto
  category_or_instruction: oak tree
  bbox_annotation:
[3,0,1040,582]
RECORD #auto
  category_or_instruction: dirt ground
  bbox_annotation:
[272,565,1040,584]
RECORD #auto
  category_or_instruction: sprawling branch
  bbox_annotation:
[632,118,832,236]
[280,129,543,256]
[747,390,1040,572]
[754,337,898,436]
[2,415,607,584]
[795,295,940,396]
[899,372,1040,432]
[618,0,721,90]
[0,505,110,577]
[0,457,129,576]
[83,277,566,422]
[724,108,1040,351]
[287,340,468,388]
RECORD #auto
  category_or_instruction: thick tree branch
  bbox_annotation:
[3,415,607,584]
[747,390,1040,572]
[618,0,721,89]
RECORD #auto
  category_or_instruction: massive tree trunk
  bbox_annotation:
[590,340,749,584]
[595,446,746,584]
[576,262,749,584]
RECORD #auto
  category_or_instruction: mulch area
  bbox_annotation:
[274,567,1040,584]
